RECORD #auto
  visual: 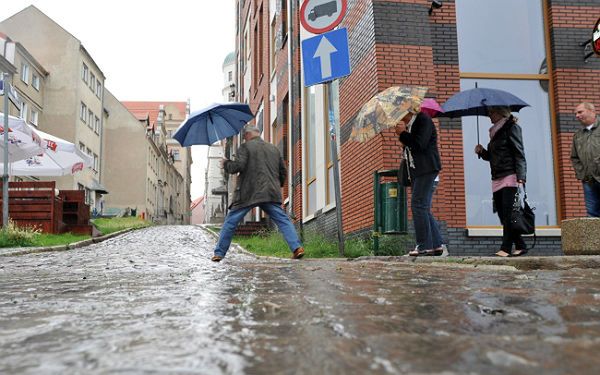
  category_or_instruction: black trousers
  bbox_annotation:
[493,186,526,251]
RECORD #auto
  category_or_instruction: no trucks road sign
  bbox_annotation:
[300,0,348,34]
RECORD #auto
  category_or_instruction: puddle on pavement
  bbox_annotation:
[1,226,599,374]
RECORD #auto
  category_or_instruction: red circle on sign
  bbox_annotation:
[300,0,348,34]
[593,17,600,56]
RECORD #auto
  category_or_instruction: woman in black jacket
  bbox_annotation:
[475,106,527,257]
[396,110,444,256]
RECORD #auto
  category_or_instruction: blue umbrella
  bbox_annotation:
[173,103,254,146]
[440,86,530,146]
[441,87,529,118]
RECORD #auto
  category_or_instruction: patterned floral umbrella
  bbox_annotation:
[350,86,428,142]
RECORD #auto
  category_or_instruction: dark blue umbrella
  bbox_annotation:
[173,103,254,146]
[440,86,529,146]
[441,87,529,118]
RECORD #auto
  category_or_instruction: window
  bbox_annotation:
[79,142,85,153]
[93,154,98,172]
[88,110,94,128]
[80,102,87,123]
[228,71,233,81]
[96,82,102,98]
[456,0,556,227]
[305,86,317,216]
[20,63,29,84]
[90,74,96,91]
[325,81,340,205]
[86,147,92,157]
[270,17,277,75]
[94,116,100,134]
[85,188,91,205]
[172,149,181,161]
[19,101,28,122]
[32,74,40,91]
[82,63,89,83]
[30,109,38,126]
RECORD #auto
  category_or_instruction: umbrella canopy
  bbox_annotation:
[420,98,444,118]
[0,112,44,163]
[350,86,428,142]
[440,87,529,118]
[173,103,255,146]
[0,128,93,176]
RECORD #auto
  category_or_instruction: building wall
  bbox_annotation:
[190,198,205,225]
[123,101,192,224]
[0,5,105,202]
[102,89,148,215]
[234,0,600,255]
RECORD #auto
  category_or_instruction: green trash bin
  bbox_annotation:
[380,182,407,234]
[374,170,408,236]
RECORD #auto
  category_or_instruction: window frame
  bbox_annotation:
[20,63,29,84]
[455,0,561,226]
[31,74,40,91]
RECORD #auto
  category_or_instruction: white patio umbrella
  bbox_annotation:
[0,128,93,176]
[0,112,45,163]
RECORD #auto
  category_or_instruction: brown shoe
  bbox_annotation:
[292,247,305,259]
[211,255,223,262]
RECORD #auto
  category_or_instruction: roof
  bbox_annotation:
[190,196,205,210]
[222,51,235,68]
[121,101,188,127]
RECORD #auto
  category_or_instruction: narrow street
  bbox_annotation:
[1,226,599,374]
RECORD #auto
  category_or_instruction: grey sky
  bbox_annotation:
[0,0,236,200]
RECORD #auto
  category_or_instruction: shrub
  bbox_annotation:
[0,220,41,248]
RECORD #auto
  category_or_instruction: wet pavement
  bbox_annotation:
[1,225,599,374]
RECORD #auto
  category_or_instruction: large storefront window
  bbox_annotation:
[456,0,546,75]
[456,0,557,226]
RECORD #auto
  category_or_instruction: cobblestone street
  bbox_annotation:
[1,225,599,374]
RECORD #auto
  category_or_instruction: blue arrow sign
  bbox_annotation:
[302,28,351,87]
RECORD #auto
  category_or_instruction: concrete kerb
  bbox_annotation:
[352,255,600,271]
[0,228,139,257]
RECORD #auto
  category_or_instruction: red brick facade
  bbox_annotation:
[236,0,600,254]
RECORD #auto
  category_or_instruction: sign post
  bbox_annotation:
[2,73,10,229]
[300,0,350,256]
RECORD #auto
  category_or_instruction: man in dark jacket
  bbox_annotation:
[212,124,304,262]
[571,102,600,217]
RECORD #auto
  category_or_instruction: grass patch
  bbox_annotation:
[0,220,40,248]
[32,233,90,247]
[92,217,152,235]
[231,230,412,259]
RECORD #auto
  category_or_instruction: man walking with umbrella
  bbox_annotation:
[571,102,600,217]
[211,124,304,262]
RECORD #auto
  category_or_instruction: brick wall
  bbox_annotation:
[235,0,599,256]
[549,0,600,220]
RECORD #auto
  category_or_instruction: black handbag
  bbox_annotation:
[398,158,411,187]
[510,187,535,235]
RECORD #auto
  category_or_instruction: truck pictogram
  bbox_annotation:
[308,1,338,21]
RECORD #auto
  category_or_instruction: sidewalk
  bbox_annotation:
[353,254,600,270]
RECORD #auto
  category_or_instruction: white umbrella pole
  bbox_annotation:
[2,73,10,229]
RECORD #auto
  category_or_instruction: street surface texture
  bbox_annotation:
[1,225,599,375]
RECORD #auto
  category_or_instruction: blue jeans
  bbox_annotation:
[583,180,600,217]
[411,172,443,250]
[214,202,302,258]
